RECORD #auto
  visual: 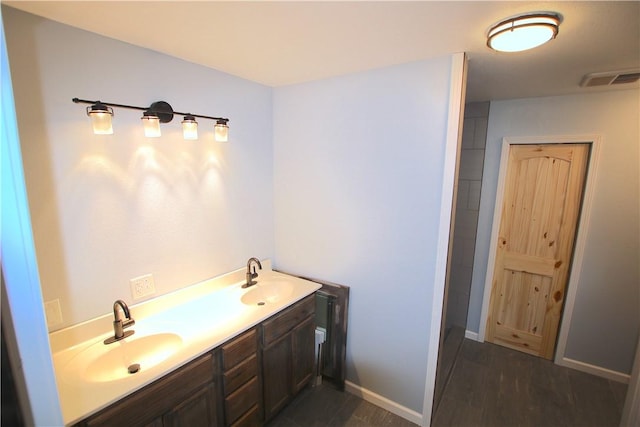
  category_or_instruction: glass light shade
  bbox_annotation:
[87,104,113,135]
[488,14,559,52]
[214,121,229,142]
[142,113,161,137]
[182,115,198,140]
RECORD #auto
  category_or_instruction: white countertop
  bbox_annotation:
[49,260,321,425]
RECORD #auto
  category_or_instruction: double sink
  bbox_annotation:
[66,279,295,383]
[50,262,320,425]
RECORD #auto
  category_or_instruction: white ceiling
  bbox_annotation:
[4,1,640,102]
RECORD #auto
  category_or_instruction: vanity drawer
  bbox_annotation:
[222,328,257,371]
[224,354,258,395]
[225,376,259,425]
[262,295,314,346]
[230,404,259,427]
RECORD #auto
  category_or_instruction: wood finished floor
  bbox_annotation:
[433,339,627,426]
[266,381,417,427]
[268,338,628,427]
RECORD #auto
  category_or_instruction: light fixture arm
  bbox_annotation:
[72,98,229,124]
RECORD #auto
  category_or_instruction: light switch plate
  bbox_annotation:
[130,274,156,300]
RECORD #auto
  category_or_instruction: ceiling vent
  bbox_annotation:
[580,70,640,87]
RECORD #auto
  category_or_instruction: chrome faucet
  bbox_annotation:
[243,257,262,288]
[104,299,135,344]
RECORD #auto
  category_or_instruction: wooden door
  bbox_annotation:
[164,384,217,427]
[292,316,315,393]
[262,333,292,420]
[486,143,589,359]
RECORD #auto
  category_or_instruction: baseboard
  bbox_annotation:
[344,380,423,425]
[464,330,480,341]
[558,357,630,384]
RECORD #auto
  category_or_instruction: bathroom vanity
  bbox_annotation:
[50,261,321,426]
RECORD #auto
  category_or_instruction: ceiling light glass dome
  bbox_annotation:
[487,13,560,53]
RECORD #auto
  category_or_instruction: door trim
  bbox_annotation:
[421,52,467,427]
[477,134,601,364]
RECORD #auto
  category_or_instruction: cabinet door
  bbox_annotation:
[262,333,292,421]
[292,316,315,394]
[164,384,219,427]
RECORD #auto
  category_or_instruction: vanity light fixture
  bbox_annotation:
[487,12,560,52]
[73,98,230,141]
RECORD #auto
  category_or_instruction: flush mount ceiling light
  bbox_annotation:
[73,98,230,142]
[487,12,561,53]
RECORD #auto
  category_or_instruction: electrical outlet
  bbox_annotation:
[44,299,63,329]
[130,274,156,300]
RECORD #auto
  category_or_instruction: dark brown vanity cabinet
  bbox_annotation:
[76,352,220,427]
[221,328,261,427]
[75,294,317,427]
[261,294,315,421]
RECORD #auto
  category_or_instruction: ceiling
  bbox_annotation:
[4,1,640,102]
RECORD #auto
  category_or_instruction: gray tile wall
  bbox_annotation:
[446,102,489,330]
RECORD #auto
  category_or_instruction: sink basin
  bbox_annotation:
[65,332,183,383]
[241,280,295,306]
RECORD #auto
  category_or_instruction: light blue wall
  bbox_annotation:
[3,6,274,329]
[273,57,454,412]
[467,90,640,374]
[5,4,461,417]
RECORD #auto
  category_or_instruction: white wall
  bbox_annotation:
[467,89,640,374]
[273,56,454,413]
[5,5,462,419]
[3,6,274,329]
[1,12,62,423]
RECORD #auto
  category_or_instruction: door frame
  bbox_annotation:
[477,134,601,365]
[420,52,467,427]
